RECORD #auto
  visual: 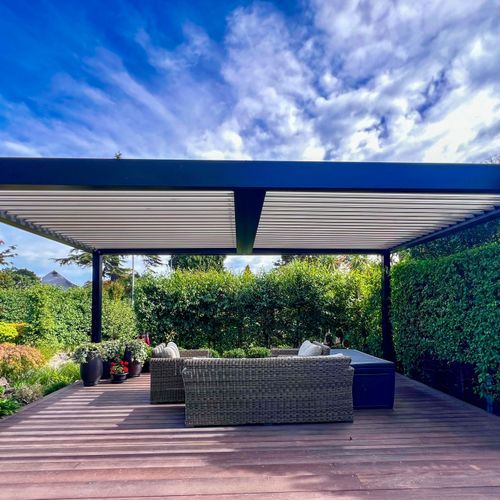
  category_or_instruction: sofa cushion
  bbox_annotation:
[298,340,313,356]
[313,341,331,355]
[152,343,166,357]
[167,342,180,358]
[298,342,323,357]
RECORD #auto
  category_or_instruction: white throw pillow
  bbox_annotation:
[304,343,323,357]
[298,340,313,356]
[167,342,180,358]
[164,346,177,359]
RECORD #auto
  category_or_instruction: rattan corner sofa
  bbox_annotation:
[150,349,211,404]
[182,356,354,427]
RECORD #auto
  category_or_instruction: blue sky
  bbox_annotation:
[1,0,499,283]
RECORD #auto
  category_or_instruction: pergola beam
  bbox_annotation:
[381,251,396,362]
[91,252,103,343]
[1,158,499,193]
[234,189,266,254]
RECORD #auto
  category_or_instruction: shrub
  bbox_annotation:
[0,343,45,381]
[245,346,271,358]
[135,262,381,355]
[12,383,44,404]
[0,323,19,343]
[71,343,101,364]
[15,363,80,396]
[100,340,125,361]
[0,394,21,415]
[102,299,137,341]
[124,339,149,363]
[392,243,500,401]
[222,348,246,358]
[0,285,137,348]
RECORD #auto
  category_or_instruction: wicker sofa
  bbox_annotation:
[182,356,354,427]
[150,349,211,404]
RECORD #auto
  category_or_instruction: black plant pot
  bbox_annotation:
[128,361,143,378]
[123,348,132,364]
[101,361,111,380]
[111,373,127,384]
[80,357,103,387]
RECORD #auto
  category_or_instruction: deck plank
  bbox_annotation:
[0,373,499,499]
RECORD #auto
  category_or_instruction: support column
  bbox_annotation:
[91,251,103,343]
[381,251,396,361]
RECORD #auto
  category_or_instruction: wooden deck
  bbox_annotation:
[0,374,499,499]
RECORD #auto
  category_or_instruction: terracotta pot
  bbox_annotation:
[111,373,126,384]
[80,357,103,387]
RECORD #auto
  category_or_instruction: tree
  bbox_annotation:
[0,240,16,266]
[276,254,372,271]
[54,250,162,280]
[0,267,40,288]
[169,255,225,272]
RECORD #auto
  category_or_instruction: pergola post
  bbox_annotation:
[381,251,396,362]
[91,251,103,343]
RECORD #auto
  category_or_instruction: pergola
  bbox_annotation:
[1,158,499,361]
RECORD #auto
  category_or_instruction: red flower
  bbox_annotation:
[111,362,115,366]
[124,367,129,373]
[123,361,129,365]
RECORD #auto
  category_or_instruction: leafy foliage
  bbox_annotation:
[54,250,162,281]
[0,240,16,267]
[124,339,149,363]
[245,346,271,358]
[54,250,130,281]
[99,340,126,361]
[135,260,382,355]
[0,323,19,343]
[71,343,101,364]
[392,243,500,401]
[0,394,21,415]
[404,220,499,260]
[169,255,225,271]
[0,268,40,289]
[222,348,246,358]
[0,343,45,380]
[0,285,136,347]
[12,383,44,404]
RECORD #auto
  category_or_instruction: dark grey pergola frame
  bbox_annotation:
[1,158,499,362]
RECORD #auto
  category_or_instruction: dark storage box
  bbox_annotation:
[330,349,395,409]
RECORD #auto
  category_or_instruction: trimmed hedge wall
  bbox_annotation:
[135,260,382,355]
[392,243,500,402]
[0,285,137,347]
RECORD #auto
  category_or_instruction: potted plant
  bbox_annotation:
[72,343,103,387]
[110,360,128,384]
[123,339,149,377]
[100,340,125,379]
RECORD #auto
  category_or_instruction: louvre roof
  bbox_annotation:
[1,158,499,255]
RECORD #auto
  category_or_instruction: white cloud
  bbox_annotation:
[1,0,499,274]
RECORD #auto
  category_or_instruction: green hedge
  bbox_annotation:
[392,243,500,401]
[0,285,137,347]
[135,260,382,355]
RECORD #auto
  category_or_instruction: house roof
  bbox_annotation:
[41,270,76,289]
[1,158,499,255]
